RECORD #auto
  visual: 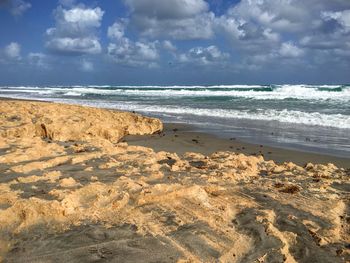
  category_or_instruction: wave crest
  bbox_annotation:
[1,85,349,101]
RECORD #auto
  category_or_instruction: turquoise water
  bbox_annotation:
[1,85,349,157]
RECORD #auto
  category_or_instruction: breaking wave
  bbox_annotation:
[1,84,349,130]
[0,84,349,101]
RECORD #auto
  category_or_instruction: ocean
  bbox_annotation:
[1,85,349,157]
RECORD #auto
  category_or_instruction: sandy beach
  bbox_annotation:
[125,123,350,169]
[0,99,349,262]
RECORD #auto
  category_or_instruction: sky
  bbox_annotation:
[0,0,350,85]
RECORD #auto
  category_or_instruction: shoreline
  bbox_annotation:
[2,96,349,168]
[0,99,349,262]
[127,122,350,168]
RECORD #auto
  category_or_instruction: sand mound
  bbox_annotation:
[0,100,349,262]
[0,100,162,143]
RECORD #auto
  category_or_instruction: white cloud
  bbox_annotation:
[242,42,304,67]
[279,42,304,58]
[46,37,101,55]
[224,0,310,33]
[218,1,345,44]
[107,20,127,40]
[108,40,159,67]
[45,5,104,55]
[213,0,350,68]
[0,0,31,16]
[107,0,349,70]
[4,42,21,59]
[107,21,160,67]
[81,59,94,71]
[216,0,293,51]
[263,28,280,42]
[28,52,49,68]
[300,33,349,50]
[124,0,208,19]
[124,0,215,40]
[299,8,350,54]
[216,16,245,40]
[178,45,229,66]
[162,40,177,52]
[62,7,103,26]
[321,10,350,32]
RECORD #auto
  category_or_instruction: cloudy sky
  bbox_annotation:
[0,0,350,85]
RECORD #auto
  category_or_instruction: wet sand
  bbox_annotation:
[125,123,350,169]
[0,99,349,262]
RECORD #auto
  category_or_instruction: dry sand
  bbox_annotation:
[0,99,349,262]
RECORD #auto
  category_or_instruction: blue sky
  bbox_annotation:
[0,0,350,85]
